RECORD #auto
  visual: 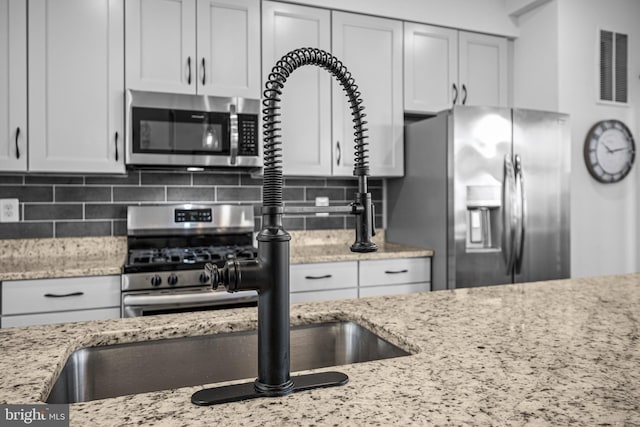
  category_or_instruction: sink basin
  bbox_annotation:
[47,321,410,403]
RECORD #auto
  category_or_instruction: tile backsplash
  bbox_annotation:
[0,171,383,239]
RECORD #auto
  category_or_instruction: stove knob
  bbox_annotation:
[199,272,210,284]
[168,274,178,286]
[150,275,162,287]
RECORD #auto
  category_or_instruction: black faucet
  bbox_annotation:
[192,47,377,406]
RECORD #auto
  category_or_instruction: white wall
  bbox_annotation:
[559,0,640,277]
[512,1,560,111]
[277,0,519,37]
[513,0,640,277]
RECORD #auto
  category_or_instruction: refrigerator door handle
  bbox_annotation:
[514,155,526,274]
[501,154,517,274]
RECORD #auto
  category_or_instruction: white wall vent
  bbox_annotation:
[599,29,628,103]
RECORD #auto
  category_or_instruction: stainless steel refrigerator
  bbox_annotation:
[387,106,571,290]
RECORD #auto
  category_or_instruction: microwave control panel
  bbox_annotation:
[238,114,258,156]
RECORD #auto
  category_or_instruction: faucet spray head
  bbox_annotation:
[350,189,377,253]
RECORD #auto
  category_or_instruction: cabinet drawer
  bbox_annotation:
[290,261,358,292]
[359,258,431,287]
[290,288,358,304]
[1,308,121,328]
[2,275,121,315]
[359,282,430,298]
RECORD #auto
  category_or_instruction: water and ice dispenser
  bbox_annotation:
[465,185,501,251]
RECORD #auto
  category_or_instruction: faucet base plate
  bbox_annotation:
[191,371,349,406]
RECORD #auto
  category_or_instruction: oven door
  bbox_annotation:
[121,287,257,318]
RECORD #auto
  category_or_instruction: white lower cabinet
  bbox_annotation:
[290,261,358,303]
[1,275,121,328]
[291,257,431,303]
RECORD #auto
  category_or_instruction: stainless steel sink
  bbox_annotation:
[46,321,410,403]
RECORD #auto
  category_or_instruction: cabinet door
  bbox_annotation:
[28,0,125,173]
[0,0,27,171]
[197,0,260,98]
[359,258,431,287]
[332,12,404,177]
[125,0,197,94]
[404,23,458,114]
[262,1,332,176]
[359,258,431,297]
[458,32,508,107]
[290,261,358,303]
[2,275,121,315]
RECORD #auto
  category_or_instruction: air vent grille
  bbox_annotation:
[599,29,628,104]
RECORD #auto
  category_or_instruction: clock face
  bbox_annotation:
[584,119,636,183]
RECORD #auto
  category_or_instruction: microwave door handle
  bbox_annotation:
[229,104,238,165]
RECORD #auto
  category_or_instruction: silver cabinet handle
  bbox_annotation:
[336,141,341,166]
[384,269,408,274]
[304,274,332,280]
[452,83,458,105]
[44,292,84,298]
[462,84,468,105]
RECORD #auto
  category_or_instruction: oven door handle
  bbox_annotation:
[122,291,255,307]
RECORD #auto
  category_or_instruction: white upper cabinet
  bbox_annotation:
[126,0,260,98]
[458,31,508,108]
[28,0,125,174]
[262,1,332,176]
[332,12,404,177]
[125,0,195,94]
[262,3,404,177]
[0,0,27,172]
[404,23,458,113]
[404,23,508,113]
[197,0,260,98]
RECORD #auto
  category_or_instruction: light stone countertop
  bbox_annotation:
[0,274,638,426]
[289,229,433,264]
[0,237,128,281]
[0,231,433,281]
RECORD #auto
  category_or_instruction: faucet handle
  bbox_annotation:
[350,192,378,253]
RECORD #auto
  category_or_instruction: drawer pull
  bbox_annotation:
[304,274,332,280]
[384,269,408,274]
[44,292,84,298]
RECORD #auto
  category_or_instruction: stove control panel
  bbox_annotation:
[174,208,212,223]
[123,270,216,291]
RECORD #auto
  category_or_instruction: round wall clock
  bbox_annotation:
[583,119,636,183]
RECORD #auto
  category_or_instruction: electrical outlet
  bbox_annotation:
[0,198,20,222]
[315,196,329,216]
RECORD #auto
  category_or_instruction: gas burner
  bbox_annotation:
[126,245,257,270]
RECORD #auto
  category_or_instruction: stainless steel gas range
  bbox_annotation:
[121,204,258,317]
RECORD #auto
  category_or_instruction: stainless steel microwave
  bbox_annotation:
[126,90,261,169]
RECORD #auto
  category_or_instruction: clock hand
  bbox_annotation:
[601,142,615,153]
[610,147,631,153]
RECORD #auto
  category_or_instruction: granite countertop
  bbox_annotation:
[0,231,433,281]
[0,237,127,281]
[289,229,433,264]
[1,274,638,425]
